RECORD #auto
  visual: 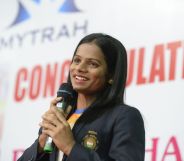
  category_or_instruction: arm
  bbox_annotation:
[109,107,145,161]
[17,138,50,161]
[18,97,75,161]
[66,107,145,161]
[17,128,50,161]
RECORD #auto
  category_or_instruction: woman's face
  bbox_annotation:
[70,43,108,95]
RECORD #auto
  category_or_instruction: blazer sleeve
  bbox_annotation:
[66,107,145,161]
[109,107,145,161]
[17,129,50,161]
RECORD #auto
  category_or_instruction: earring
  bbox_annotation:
[108,79,113,85]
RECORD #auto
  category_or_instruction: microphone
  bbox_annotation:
[43,83,73,153]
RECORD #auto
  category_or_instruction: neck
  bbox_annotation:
[77,93,96,109]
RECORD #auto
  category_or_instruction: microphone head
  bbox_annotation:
[57,83,73,102]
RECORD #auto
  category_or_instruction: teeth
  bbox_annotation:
[75,76,87,81]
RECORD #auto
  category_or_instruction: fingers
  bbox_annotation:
[40,97,71,137]
[39,98,74,154]
[49,97,66,117]
[40,115,70,138]
[38,133,48,152]
[40,121,56,131]
[54,110,69,126]
[50,97,62,109]
[48,97,72,125]
[42,113,57,126]
[65,105,72,117]
[41,107,68,128]
[39,118,60,138]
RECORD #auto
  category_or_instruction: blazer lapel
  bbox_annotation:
[72,121,86,137]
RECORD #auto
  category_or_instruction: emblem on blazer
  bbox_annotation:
[82,130,99,150]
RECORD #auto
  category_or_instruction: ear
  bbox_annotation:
[108,79,113,85]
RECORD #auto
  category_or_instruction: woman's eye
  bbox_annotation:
[89,62,99,68]
[73,58,81,64]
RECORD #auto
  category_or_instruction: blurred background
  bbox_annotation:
[0,0,184,161]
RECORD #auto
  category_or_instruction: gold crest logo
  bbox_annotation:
[82,130,99,150]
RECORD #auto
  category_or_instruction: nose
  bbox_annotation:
[76,62,87,73]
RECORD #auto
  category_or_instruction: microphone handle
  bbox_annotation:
[43,136,54,153]
[43,101,67,153]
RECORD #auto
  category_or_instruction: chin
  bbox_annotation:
[73,86,90,94]
[73,86,86,92]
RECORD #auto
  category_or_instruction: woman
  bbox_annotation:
[18,33,145,161]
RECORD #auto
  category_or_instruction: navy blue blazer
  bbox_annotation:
[18,104,145,161]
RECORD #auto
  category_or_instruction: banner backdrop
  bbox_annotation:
[0,0,184,161]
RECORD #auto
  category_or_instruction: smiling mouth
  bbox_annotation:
[75,75,88,81]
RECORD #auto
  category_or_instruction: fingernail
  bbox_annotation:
[56,97,62,101]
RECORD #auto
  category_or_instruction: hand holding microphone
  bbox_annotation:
[39,83,75,154]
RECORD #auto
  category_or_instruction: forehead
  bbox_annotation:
[75,43,106,61]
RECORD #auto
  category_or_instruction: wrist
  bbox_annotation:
[38,135,46,153]
[64,141,75,156]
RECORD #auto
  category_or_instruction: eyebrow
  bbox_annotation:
[74,54,102,64]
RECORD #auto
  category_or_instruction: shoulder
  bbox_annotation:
[109,104,145,140]
[111,103,143,117]
[109,103,144,126]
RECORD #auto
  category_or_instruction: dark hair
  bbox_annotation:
[67,33,127,119]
